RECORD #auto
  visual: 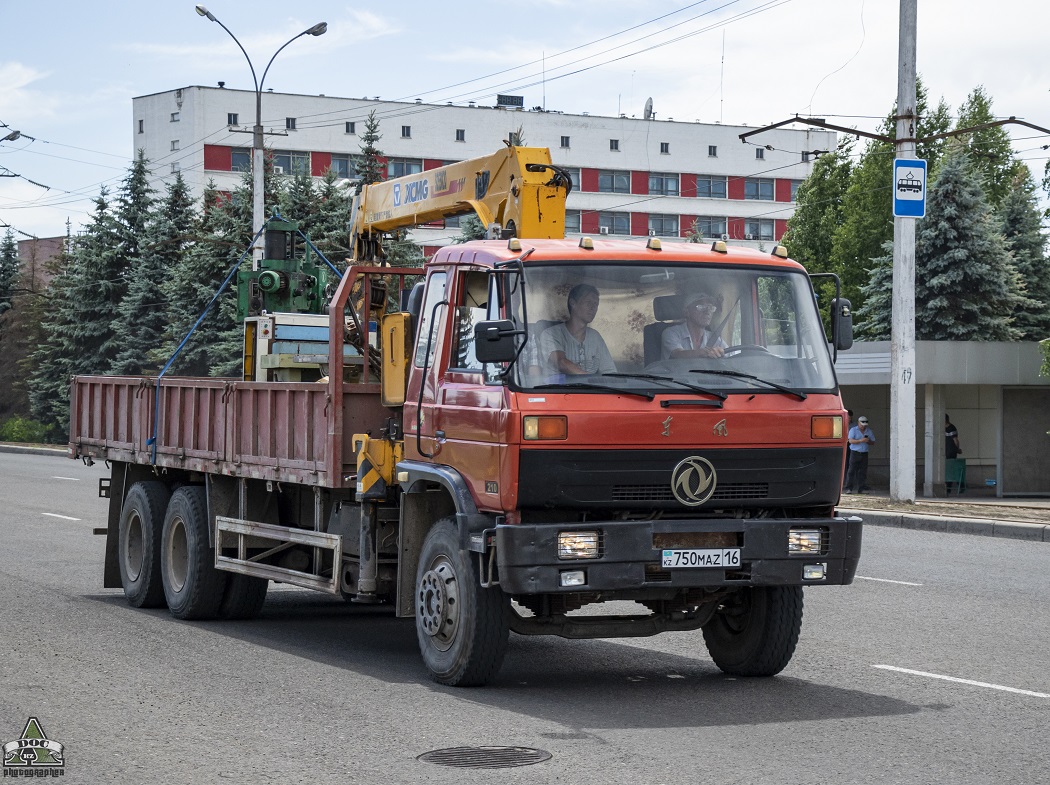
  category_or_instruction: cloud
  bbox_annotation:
[0,62,60,121]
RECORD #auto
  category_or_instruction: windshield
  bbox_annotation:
[505,262,837,394]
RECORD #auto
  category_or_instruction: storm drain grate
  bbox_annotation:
[417,746,552,769]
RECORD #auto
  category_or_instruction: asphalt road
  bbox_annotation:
[2,451,1048,784]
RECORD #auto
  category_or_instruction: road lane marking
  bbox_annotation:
[52,476,81,481]
[855,575,923,586]
[873,665,1050,699]
[41,513,81,521]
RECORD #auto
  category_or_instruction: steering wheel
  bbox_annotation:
[723,344,771,357]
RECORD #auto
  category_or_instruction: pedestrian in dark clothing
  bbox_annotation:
[845,415,875,493]
[945,414,960,459]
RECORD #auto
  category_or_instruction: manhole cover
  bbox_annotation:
[417,746,552,769]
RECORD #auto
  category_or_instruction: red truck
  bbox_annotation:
[70,149,860,686]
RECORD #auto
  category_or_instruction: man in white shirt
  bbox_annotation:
[539,283,617,375]
[661,292,727,359]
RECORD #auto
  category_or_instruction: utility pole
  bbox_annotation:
[890,0,918,502]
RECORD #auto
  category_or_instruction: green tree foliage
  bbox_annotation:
[854,242,894,340]
[452,215,488,243]
[311,168,353,265]
[997,172,1050,340]
[354,110,385,194]
[955,86,1027,209]
[111,172,193,375]
[0,228,17,319]
[384,229,425,267]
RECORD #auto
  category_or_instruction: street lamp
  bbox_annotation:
[194,5,327,269]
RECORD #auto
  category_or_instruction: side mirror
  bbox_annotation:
[473,319,522,363]
[832,297,853,351]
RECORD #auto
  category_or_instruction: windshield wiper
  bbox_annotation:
[599,372,727,401]
[532,382,655,400]
[688,369,808,400]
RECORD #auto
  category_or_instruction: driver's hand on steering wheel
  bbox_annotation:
[697,347,724,358]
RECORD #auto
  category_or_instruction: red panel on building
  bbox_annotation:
[631,212,649,237]
[679,215,698,238]
[422,245,442,259]
[775,219,789,240]
[423,159,445,171]
[727,177,745,200]
[680,173,697,199]
[581,210,600,234]
[775,179,792,202]
[204,144,231,172]
[311,152,332,177]
[727,217,745,240]
[631,171,649,195]
[580,168,599,192]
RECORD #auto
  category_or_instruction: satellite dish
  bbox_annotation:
[643,97,654,120]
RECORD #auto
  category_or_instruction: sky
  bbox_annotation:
[2,0,1050,241]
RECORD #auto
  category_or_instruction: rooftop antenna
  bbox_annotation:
[643,97,654,121]
[720,30,725,124]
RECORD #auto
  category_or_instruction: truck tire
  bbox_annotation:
[415,518,509,687]
[702,586,803,677]
[218,575,268,620]
[161,486,228,620]
[118,481,171,608]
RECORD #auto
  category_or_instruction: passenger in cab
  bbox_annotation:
[539,283,617,375]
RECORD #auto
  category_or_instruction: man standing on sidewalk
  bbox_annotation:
[845,415,875,494]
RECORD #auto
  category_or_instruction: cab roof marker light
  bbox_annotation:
[507,238,522,252]
[579,237,594,250]
[772,244,789,258]
[711,240,728,254]
[646,237,662,251]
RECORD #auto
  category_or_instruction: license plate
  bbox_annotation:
[661,548,741,568]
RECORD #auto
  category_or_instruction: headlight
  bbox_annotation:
[558,531,600,559]
[788,528,824,554]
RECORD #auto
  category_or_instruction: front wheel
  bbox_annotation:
[415,518,509,686]
[702,586,803,676]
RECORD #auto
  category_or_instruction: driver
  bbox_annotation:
[661,291,727,359]
[539,283,617,375]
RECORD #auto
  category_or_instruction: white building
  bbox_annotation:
[132,86,835,254]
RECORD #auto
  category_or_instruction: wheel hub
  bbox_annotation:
[418,561,459,649]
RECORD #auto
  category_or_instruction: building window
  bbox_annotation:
[691,216,727,239]
[708,145,717,157]
[648,173,679,196]
[610,139,620,151]
[330,155,355,179]
[227,113,239,126]
[660,142,670,154]
[170,140,179,151]
[564,167,581,191]
[137,119,144,134]
[455,129,465,142]
[598,211,630,235]
[696,175,728,199]
[564,210,581,234]
[387,158,423,178]
[285,117,297,131]
[755,147,765,160]
[445,214,462,228]
[170,112,180,122]
[345,121,356,134]
[598,170,630,194]
[273,150,310,175]
[744,178,775,201]
[401,125,411,138]
[745,219,775,241]
[560,135,570,148]
[231,148,251,172]
[649,214,678,236]
[790,179,802,201]
[171,162,180,174]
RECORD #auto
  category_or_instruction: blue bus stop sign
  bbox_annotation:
[893,158,927,218]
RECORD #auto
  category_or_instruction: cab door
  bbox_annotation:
[404,269,448,461]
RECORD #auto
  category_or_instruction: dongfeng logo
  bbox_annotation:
[671,456,717,506]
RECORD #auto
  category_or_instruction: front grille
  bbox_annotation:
[644,563,673,583]
[612,483,769,502]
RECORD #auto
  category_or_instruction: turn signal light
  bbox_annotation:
[523,415,567,440]
[811,415,843,439]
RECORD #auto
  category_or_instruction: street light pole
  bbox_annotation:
[194,6,327,269]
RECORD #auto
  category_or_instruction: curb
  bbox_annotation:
[0,444,68,457]
[841,507,1050,543]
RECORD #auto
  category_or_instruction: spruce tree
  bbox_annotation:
[914,149,1022,340]
[997,172,1050,340]
[311,168,354,266]
[956,86,1027,209]
[354,110,385,194]
[111,172,193,375]
[0,228,18,320]
[452,215,487,244]
[854,242,894,340]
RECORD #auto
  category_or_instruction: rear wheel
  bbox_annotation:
[415,518,509,686]
[118,481,171,608]
[702,586,803,676]
[161,486,228,620]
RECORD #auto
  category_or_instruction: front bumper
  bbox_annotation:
[495,516,862,595]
